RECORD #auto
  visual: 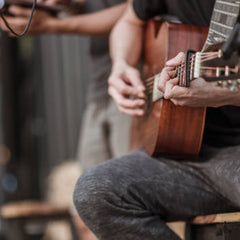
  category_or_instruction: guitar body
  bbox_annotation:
[131,21,208,160]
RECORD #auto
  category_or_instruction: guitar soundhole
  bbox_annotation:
[142,65,157,119]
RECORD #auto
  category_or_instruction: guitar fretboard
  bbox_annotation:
[203,0,240,50]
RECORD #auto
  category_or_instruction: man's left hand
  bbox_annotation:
[158,53,240,108]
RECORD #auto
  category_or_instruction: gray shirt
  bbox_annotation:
[84,0,126,102]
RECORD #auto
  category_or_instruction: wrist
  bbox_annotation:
[46,16,84,34]
[112,59,129,71]
[229,90,240,106]
[45,17,62,33]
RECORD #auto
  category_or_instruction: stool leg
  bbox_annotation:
[185,224,192,240]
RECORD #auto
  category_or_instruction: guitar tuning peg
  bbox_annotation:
[217,81,223,87]
[222,81,228,87]
[226,79,238,92]
[229,85,238,92]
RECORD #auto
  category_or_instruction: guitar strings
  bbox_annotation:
[144,54,197,83]
[144,51,221,83]
[143,51,223,93]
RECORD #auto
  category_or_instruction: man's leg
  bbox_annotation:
[74,101,112,240]
[194,144,240,208]
[76,101,112,172]
[73,150,238,240]
[107,99,131,158]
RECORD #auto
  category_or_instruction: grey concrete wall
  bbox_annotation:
[0,33,91,200]
[35,35,91,196]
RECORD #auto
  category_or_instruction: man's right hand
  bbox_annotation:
[108,61,146,116]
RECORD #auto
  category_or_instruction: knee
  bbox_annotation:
[73,151,148,223]
[73,163,116,222]
[73,167,99,217]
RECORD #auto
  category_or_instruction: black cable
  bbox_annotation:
[0,0,37,37]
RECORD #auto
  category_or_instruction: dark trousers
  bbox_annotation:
[73,145,240,240]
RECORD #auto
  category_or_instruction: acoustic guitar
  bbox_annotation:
[131,20,240,160]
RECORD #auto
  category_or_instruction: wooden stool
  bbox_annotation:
[0,200,77,240]
[186,212,240,240]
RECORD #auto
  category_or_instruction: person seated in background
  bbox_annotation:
[73,0,240,239]
[0,0,130,239]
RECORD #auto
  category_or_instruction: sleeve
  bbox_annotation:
[133,0,167,21]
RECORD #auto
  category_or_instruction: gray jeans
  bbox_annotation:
[76,98,131,172]
[73,145,240,240]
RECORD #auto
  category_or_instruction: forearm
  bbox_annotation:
[110,3,145,67]
[224,90,240,106]
[47,3,127,35]
[207,85,240,107]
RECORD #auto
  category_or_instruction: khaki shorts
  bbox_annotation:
[76,98,131,172]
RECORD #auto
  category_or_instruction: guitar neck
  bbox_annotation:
[203,0,240,50]
[176,50,240,86]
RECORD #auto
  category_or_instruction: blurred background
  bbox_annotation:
[0,28,90,239]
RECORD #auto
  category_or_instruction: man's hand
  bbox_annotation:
[108,61,146,116]
[158,52,240,107]
[0,5,56,36]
